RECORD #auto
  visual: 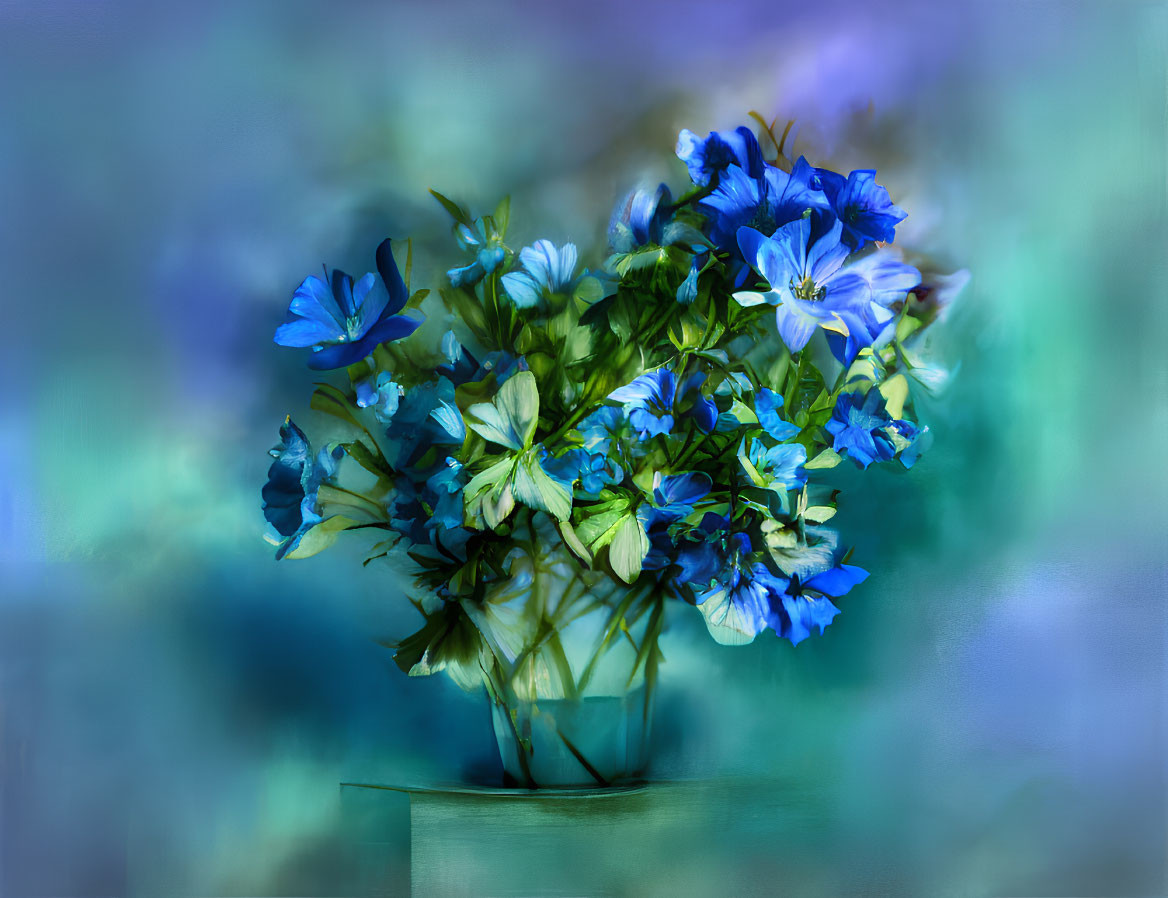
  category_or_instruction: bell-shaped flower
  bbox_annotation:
[274,239,422,370]
[813,167,906,248]
[261,418,343,560]
[676,126,766,187]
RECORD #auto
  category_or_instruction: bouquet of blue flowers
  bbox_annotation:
[262,120,965,786]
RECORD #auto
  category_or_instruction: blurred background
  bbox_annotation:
[1,0,1165,895]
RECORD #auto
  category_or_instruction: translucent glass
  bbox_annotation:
[472,519,661,788]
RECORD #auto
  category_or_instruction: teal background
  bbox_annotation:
[1,1,1165,894]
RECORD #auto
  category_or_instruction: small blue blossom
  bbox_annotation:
[648,471,712,523]
[355,372,402,423]
[609,369,677,439]
[425,457,467,532]
[609,183,672,253]
[447,220,507,287]
[387,378,461,468]
[501,240,583,308]
[542,449,622,497]
[754,388,800,441]
[676,126,766,187]
[275,239,422,370]
[813,168,907,248]
[826,391,897,469]
[262,418,343,559]
[679,372,718,433]
[743,438,807,491]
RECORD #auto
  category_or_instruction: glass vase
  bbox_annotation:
[468,519,663,789]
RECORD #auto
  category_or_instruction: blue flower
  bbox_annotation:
[447,220,507,287]
[425,457,467,532]
[578,406,629,456]
[501,240,583,308]
[609,183,672,253]
[673,513,731,587]
[766,563,867,645]
[386,377,461,468]
[679,372,718,433]
[813,168,906,248]
[695,534,789,644]
[676,126,766,187]
[754,388,800,441]
[743,438,807,492]
[649,471,712,523]
[542,448,622,496]
[262,418,343,559]
[609,369,677,439]
[826,390,896,469]
[275,239,422,370]
[355,372,402,423]
[824,251,921,364]
[698,157,829,256]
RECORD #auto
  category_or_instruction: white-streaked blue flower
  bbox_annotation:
[501,240,581,308]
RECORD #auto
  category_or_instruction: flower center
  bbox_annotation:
[792,275,826,302]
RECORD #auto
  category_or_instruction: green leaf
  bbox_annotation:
[804,447,843,470]
[557,520,593,565]
[310,383,363,430]
[463,456,518,530]
[879,374,909,419]
[728,399,758,425]
[284,515,357,560]
[493,195,511,238]
[430,189,471,225]
[573,275,603,305]
[803,506,837,523]
[574,507,628,552]
[511,450,572,522]
[608,512,649,584]
[465,370,539,450]
[342,441,393,479]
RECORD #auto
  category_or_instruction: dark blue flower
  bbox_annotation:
[766,562,867,645]
[679,372,718,433]
[609,183,673,253]
[275,239,422,370]
[813,168,906,248]
[542,448,622,497]
[648,471,712,524]
[262,418,343,560]
[609,369,677,439]
[698,157,829,256]
[676,126,766,187]
[386,378,461,468]
[695,535,790,645]
[826,390,897,469]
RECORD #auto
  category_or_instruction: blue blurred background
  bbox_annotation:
[1,1,1165,895]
